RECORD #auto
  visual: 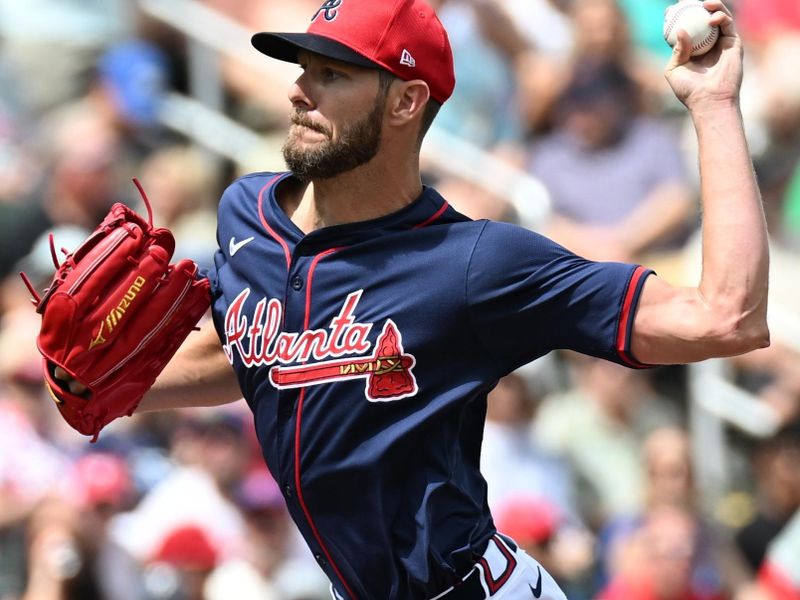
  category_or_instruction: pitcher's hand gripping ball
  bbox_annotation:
[20,180,211,441]
[664,0,720,57]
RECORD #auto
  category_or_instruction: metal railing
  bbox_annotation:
[688,300,800,504]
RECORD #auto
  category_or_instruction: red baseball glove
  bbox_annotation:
[21,180,211,441]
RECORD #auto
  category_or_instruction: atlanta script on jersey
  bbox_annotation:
[210,172,653,600]
[223,288,418,401]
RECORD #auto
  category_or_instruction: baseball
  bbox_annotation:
[663,0,720,57]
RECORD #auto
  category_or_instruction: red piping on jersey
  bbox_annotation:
[257,175,292,270]
[293,247,358,600]
[413,201,449,229]
[303,249,340,327]
[616,266,648,368]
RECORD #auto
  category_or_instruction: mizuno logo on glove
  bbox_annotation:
[89,276,147,350]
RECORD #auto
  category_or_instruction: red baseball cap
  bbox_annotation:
[494,495,561,545]
[151,525,219,570]
[251,0,455,104]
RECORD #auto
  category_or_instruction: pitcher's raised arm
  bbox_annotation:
[631,0,769,365]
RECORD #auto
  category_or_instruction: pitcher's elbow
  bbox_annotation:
[743,323,770,352]
[718,316,770,356]
[753,322,771,350]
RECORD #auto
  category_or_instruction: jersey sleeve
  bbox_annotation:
[466,221,654,370]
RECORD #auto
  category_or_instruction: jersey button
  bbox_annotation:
[314,553,326,566]
[283,484,293,498]
[291,276,304,291]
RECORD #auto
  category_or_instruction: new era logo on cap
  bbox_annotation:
[251,0,455,104]
[400,49,416,68]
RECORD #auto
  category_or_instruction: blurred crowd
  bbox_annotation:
[1,1,800,599]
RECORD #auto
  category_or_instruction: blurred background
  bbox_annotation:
[1,0,799,599]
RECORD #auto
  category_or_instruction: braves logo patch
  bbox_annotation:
[312,0,342,22]
[223,289,417,402]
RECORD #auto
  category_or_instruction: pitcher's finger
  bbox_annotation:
[54,365,73,382]
[668,29,693,67]
[708,10,736,37]
[702,0,732,18]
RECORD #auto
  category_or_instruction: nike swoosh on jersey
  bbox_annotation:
[529,566,542,598]
[229,236,255,256]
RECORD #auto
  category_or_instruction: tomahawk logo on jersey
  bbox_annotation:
[210,171,653,599]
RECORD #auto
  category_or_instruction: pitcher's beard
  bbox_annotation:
[283,98,385,182]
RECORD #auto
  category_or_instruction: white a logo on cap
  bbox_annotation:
[400,49,416,68]
[312,0,342,22]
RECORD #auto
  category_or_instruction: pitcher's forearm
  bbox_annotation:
[692,101,769,322]
[630,103,770,363]
[138,356,241,412]
[137,321,242,412]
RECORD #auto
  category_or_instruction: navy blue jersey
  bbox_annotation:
[210,171,652,600]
